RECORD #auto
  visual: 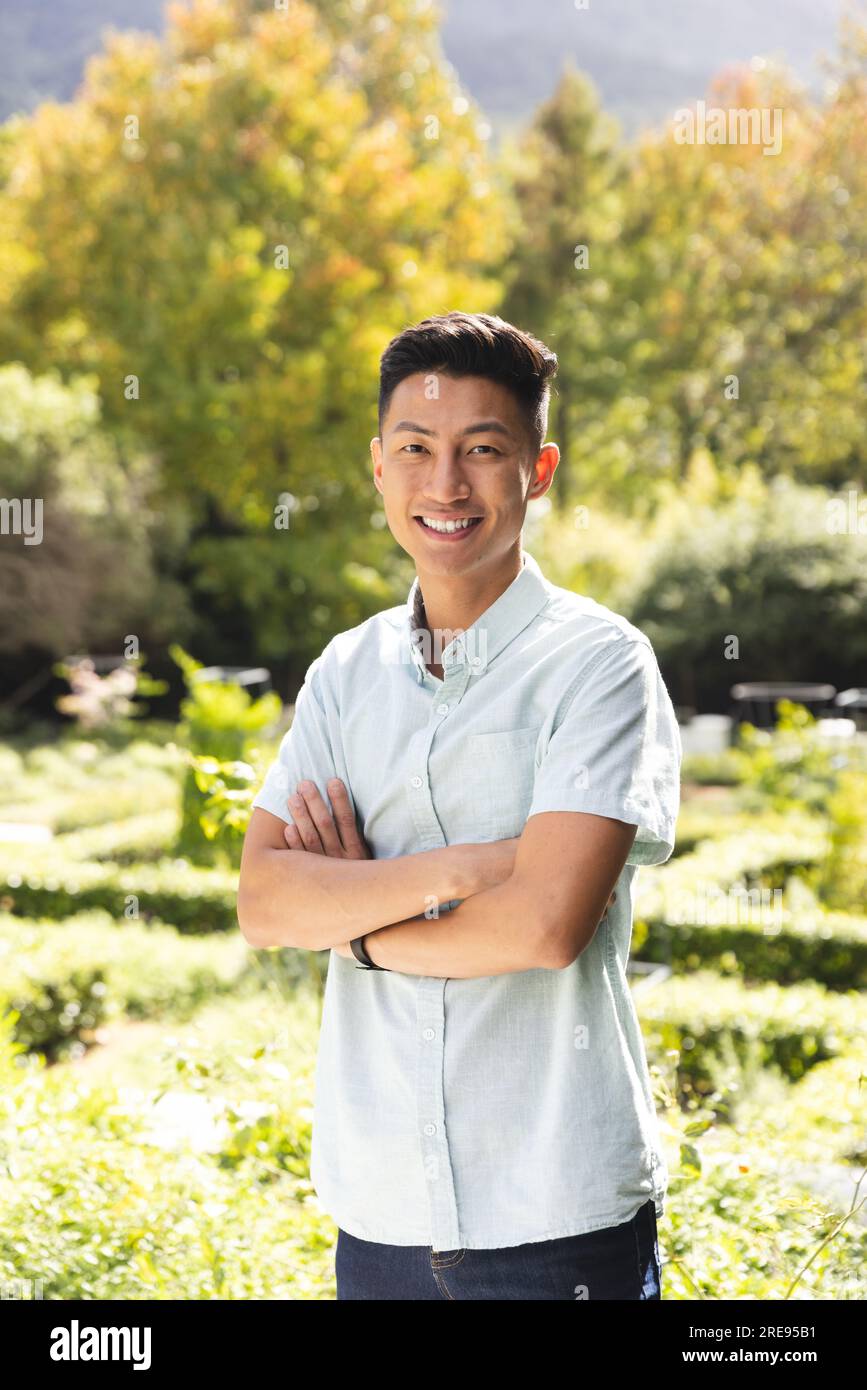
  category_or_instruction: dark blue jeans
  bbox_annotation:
[335,1199,662,1300]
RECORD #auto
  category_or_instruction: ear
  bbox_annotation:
[530,442,560,497]
[370,436,384,494]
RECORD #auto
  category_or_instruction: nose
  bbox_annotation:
[421,448,472,504]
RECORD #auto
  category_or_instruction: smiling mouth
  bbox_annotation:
[413,515,484,539]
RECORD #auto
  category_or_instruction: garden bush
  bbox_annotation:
[0,1005,336,1299]
[0,911,253,1059]
[170,645,281,868]
[0,856,240,934]
[639,907,867,990]
[639,969,866,1105]
[53,810,181,864]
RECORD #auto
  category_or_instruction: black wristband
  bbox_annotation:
[350,933,387,970]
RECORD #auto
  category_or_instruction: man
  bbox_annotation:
[237,311,681,1301]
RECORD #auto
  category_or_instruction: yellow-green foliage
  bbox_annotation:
[0,997,337,1299]
[171,644,282,866]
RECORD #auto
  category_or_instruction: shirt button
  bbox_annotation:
[423,1123,436,1136]
[422,1027,436,1041]
[410,775,423,788]
[436,703,449,715]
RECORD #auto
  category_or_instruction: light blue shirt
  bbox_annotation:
[251,549,682,1250]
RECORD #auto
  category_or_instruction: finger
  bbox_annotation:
[283,822,305,850]
[327,779,368,857]
[286,787,326,853]
[295,780,345,856]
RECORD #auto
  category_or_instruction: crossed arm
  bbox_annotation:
[237,779,636,978]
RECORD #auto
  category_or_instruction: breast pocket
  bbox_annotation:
[464,726,540,840]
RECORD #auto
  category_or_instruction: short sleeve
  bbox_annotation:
[250,645,340,826]
[526,637,682,866]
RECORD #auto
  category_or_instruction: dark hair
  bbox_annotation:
[378,311,558,458]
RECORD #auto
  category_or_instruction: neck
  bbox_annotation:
[417,545,523,647]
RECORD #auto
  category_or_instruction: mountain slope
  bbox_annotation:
[0,0,851,135]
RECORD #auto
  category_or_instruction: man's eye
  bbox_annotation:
[399,442,499,455]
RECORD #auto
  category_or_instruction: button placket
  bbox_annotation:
[416,976,462,1251]
[385,637,479,1249]
[405,722,442,847]
[408,658,471,1252]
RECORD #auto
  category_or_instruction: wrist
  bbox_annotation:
[350,931,388,970]
[363,932,384,968]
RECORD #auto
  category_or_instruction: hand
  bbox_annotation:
[284,778,371,859]
[333,940,355,960]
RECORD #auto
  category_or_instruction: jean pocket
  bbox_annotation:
[430,1247,467,1269]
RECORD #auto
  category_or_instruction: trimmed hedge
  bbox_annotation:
[673,806,795,856]
[0,857,238,933]
[1,817,830,937]
[772,1040,867,1166]
[635,819,861,989]
[0,911,253,1058]
[0,739,182,843]
[638,969,866,1103]
[639,909,867,990]
[636,821,830,925]
[51,811,181,865]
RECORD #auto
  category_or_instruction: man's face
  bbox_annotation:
[371,372,558,579]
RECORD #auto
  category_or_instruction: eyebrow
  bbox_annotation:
[391,419,514,439]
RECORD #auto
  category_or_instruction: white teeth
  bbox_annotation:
[420,516,479,533]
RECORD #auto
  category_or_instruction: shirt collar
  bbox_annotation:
[404,548,551,682]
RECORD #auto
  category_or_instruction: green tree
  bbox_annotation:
[498,66,625,506]
[0,0,509,677]
[501,41,867,509]
[616,463,867,710]
[0,363,190,668]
